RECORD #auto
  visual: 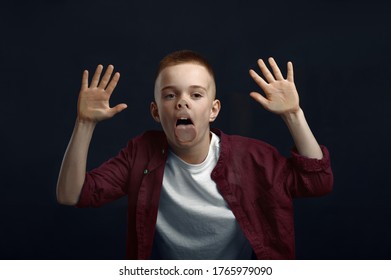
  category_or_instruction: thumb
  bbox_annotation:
[108,103,128,117]
[249,92,270,110]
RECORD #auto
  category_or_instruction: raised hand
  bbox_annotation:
[77,65,127,123]
[249,58,299,115]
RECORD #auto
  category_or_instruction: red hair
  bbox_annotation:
[156,50,215,81]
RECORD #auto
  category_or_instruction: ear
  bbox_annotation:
[150,101,161,123]
[209,99,221,122]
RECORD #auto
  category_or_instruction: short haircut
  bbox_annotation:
[155,50,215,82]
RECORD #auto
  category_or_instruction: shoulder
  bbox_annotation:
[131,130,166,142]
[212,128,279,154]
[123,130,168,155]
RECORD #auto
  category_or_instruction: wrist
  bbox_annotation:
[75,117,97,130]
[281,107,303,123]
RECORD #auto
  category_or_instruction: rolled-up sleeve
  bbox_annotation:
[285,145,333,197]
[76,144,132,208]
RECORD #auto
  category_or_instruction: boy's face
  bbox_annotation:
[151,63,220,153]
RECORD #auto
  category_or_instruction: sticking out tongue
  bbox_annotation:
[175,121,196,142]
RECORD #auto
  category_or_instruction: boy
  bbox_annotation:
[56,50,333,259]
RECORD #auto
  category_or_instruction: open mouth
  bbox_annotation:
[176,118,193,126]
[174,117,196,142]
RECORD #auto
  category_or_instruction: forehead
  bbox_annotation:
[155,63,214,90]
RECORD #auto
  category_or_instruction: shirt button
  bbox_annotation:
[143,169,149,174]
[162,149,165,154]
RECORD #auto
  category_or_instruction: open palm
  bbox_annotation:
[77,64,127,123]
[249,57,299,115]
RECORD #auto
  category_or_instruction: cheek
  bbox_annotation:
[203,104,214,116]
[158,111,173,127]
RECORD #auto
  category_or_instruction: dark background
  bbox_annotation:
[1,0,390,259]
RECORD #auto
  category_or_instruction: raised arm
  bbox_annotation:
[56,65,127,205]
[249,58,323,159]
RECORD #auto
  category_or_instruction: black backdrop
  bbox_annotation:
[1,0,390,259]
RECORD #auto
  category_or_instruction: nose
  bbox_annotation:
[176,98,189,109]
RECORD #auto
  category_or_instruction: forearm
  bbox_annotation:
[56,119,96,205]
[281,108,323,159]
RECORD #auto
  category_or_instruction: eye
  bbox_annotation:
[163,92,176,100]
[191,92,203,99]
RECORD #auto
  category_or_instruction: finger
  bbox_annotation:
[108,103,128,118]
[287,61,294,82]
[268,57,284,80]
[249,69,268,90]
[257,59,275,83]
[98,64,114,89]
[249,92,270,109]
[81,70,89,90]
[105,72,120,95]
[90,64,104,88]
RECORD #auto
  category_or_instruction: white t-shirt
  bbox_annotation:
[152,133,253,259]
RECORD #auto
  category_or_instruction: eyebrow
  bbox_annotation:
[160,85,207,92]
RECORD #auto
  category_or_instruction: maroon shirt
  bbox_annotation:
[76,129,333,259]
